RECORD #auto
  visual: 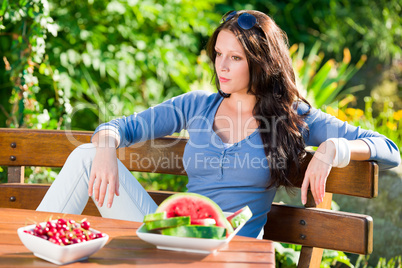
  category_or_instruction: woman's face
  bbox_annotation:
[215,30,250,96]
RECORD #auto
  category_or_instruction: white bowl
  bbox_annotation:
[17,221,109,265]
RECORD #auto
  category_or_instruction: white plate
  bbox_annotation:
[136,212,245,254]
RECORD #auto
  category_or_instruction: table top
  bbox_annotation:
[0,208,275,267]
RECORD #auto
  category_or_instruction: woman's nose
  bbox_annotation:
[219,58,229,72]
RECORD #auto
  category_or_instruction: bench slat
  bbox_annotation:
[264,202,373,255]
[0,128,187,175]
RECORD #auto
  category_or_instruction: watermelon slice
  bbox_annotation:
[226,206,253,229]
[144,212,167,222]
[161,225,226,239]
[145,216,190,231]
[155,193,234,237]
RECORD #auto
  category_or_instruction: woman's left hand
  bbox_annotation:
[301,140,336,206]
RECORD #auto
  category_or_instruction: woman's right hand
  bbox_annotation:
[88,130,120,208]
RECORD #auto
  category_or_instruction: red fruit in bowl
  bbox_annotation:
[22,217,108,247]
[56,223,67,231]
[87,231,95,240]
[81,220,90,230]
[57,218,67,225]
[47,227,57,237]
[39,234,48,240]
[73,228,83,236]
[46,221,57,229]
[71,238,81,244]
[65,231,74,240]
[61,237,70,245]
[95,232,106,239]
[34,225,45,236]
[18,218,109,265]
[57,230,66,239]
[49,237,63,245]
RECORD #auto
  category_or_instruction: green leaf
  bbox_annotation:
[0,0,8,16]
[309,59,334,96]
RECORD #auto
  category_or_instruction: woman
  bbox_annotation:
[37,10,400,238]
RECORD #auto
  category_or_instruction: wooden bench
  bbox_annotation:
[0,128,378,267]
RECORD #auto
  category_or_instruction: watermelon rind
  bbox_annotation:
[161,225,226,240]
[145,216,190,231]
[144,212,167,222]
[226,206,253,229]
[155,193,234,236]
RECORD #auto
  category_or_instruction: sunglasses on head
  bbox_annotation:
[221,10,258,30]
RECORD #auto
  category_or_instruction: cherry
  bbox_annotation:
[47,227,58,237]
[71,238,81,244]
[73,228,83,236]
[57,229,66,238]
[61,237,70,245]
[65,231,74,240]
[87,231,95,240]
[49,237,62,245]
[56,223,67,231]
[34,225,45,236]
[57,218,67,225]
[79,234,87,241]
[95,232,106,239]
[46,221,57,229]
[39,234,48,240]
[81,220,90,230]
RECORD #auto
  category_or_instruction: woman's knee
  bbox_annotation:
[68,143,96,162]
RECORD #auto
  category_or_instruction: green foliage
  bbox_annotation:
[325,96,402,158]
[321,250,354,268]
[355,255,402,268]
[133,172,188,192]
[289,42,366,108]
[218,0,402,63]
[275,242,354,268]
[0,167,5,184]
[0,0,63,128]
[25,167,60,184]
[275,243,300,268]
[45,0,219,131]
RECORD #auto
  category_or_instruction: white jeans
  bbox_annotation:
[36,143,158,222]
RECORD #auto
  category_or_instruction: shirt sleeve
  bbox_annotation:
[298,102,401,170]
[92,90,212,148]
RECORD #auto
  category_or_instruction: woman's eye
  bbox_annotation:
[216,51,222,56]
[232,56,241,61]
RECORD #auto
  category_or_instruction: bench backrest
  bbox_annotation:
[0,128,378,268]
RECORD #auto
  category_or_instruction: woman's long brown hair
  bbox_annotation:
[207,10,310,189]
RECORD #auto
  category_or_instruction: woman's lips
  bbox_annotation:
[219,77,230,83]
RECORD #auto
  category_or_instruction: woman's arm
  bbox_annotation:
[298,103,400,205]
[301,139,371,205]
[88,91,214,207]
[88,130,120,208]
[92,90,213,149]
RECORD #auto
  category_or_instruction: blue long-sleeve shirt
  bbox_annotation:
[94,90,401,238]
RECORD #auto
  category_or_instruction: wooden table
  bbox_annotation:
[0,208,275,267]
